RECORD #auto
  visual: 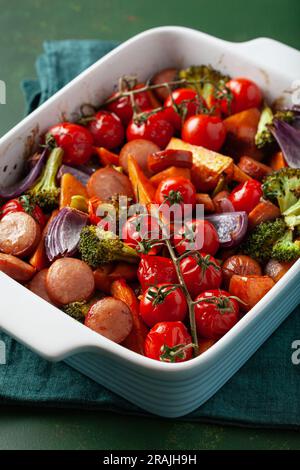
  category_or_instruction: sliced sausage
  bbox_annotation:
[222,254,262,288]
[238,156,272,181]
[46,258,95,305]
[28,269,53,303]
[0,212,41,258]
[212,190,233,213]
[85,297,133,343]
[0,253,36,282]
[120,139,159,176]
[151,68,178,101]
[248,200,281,230]
[87,167,134,201]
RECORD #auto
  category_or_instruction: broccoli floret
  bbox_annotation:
[283,199,300,230]
[79,226,138,268]
[178,65,230,106]
[62,301,90,323]
[272,230,300,262]
[27,147,63,211]
[262,168,300,213]
[255,106,294,149]
[241,218,286,262]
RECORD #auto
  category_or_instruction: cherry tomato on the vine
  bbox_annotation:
[126,110,174,149]
[164,88,205,130]
[48,122,94,166]
[0,195,46,227]
[222,78,262,115]
[181,114,226,152]
[140,283,187,327]
[180,252,222,299]
[121,214,161,254]
[137,255,178,291]
[229,179,262,214]
[194,289,240,339]
[174,219,220,256]
[155,176,196,220]
[144,321,193,362]
[106,83,153,125]
[87,111,124,150]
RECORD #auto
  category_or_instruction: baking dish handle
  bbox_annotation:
[231,37,300,77]
[0,273,106,361]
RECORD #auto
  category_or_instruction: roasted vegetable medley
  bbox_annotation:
[0,64,299,363]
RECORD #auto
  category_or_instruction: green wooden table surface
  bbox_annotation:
[0,0,300,450]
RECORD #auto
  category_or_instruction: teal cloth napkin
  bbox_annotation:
[0,40,299,428]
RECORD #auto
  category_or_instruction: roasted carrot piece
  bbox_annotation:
[111,279,148,355]
[59,173,88,208]
[232,163,253,183]
[29,209,58,271]
[195,193,215,213]
[127,155,156,204]
[223,108,263,160]
[150,166,191,187]
[94,147,119,166]
[109,262,138,282]
[269,151,287,171]
[248,200,281,230]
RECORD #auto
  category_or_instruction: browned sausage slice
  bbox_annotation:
[0,212,41,258]
[120,139,160,176]
[222,254,262,288]
[248,200,281,230]
[238,156,272,181]
[46,258,95,305]
[28,269,53,303]
[87,167,134,201]
[0,253,36,282]
[151,68,178,101]
[85,297,133,343]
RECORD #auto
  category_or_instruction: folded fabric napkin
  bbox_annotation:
[0,40,299,428]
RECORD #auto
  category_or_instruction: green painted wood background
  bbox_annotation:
[0,0,300,450]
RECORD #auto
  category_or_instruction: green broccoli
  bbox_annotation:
[27,147,63,211]
[79,226,139,268]
[283,199,300,230]
[255,106,294,148]
[178,65,231,108]
[62,300,90,323]
[241,218,286,262]
[262,168,300,213]
[272,230,300,262]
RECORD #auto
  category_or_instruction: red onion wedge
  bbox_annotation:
[271,119,300,169]
[206,211,248,248]
[0,147,48,199]
[57,165,90,186]
[45,207,88,262]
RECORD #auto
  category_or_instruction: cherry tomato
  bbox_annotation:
[222,78,262,115]
[164,88,205,130]
[48,122,94,165]
[121,214,161,254]
[87,111,124,150]
[181,114,226,152]
[229,179,262,214]
[144,321,193,362]
[126,110,174,149]
[155,177,196,220]
[137,255,178,291]
[106,83,153,125]
[0,195,46,227]
[140,283,187,327]
[194,289,239,339]
[174,219,220,256]
[180,253,222,299]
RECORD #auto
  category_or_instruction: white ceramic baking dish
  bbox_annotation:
[0,27,299,418]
